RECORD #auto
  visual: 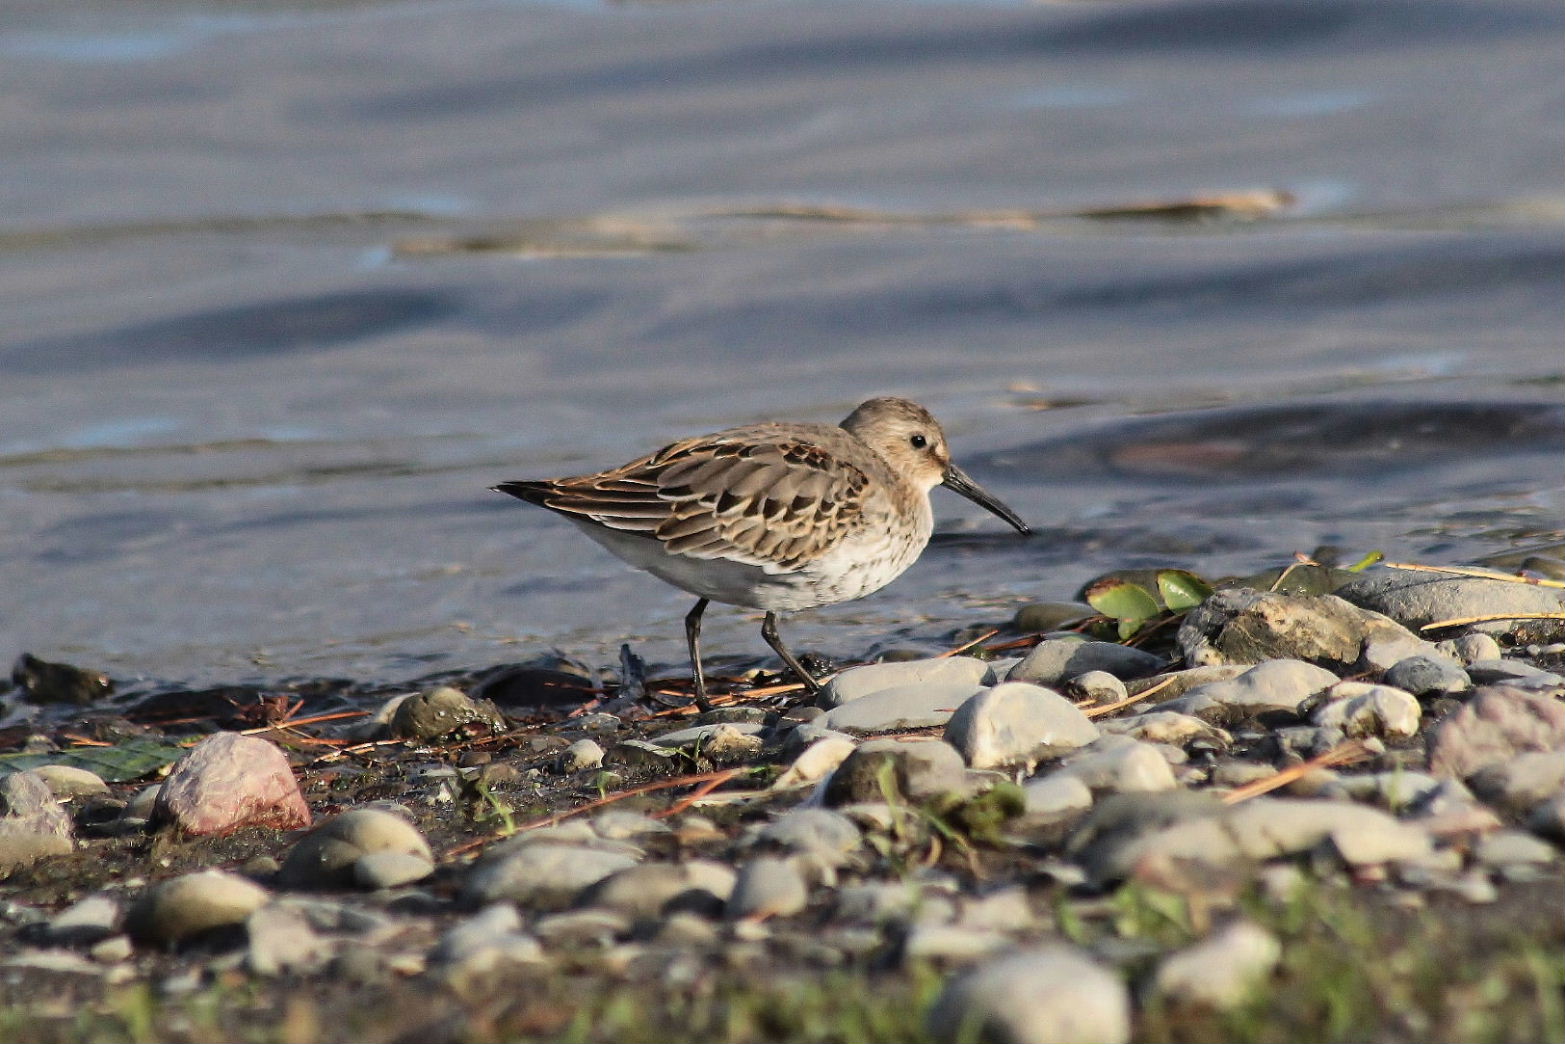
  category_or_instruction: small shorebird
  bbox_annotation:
[493,397,1029,701]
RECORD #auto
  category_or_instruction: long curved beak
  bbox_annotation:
[942,462,1030,535]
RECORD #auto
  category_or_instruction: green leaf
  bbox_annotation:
[1156,569,1214,611]
[0,739,185,783]
[1346,550,1385,573]
[1084,578,1163,625]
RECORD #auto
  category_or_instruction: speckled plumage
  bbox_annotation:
[494,397,1028,699]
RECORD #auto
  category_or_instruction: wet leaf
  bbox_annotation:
[1084,579,1163,626]
[0,739,185,783]
[1156,570,1214,611]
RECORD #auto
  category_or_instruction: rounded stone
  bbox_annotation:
[726,857,808,921]
[944,682,1100,770]
[928,946,1131,1044]
[561,738,605,772]
[462,842,639,911]
[819,657,990,709]
[125,869,270,946]
[1011,639,1163,686]
[279,808,433,889]
[1050,739,1177,795]
[1153,920,1281,1010]
[152,732,311,836]
[31,765,111,799]
[823,738,973,807]
[1155,659,1341,723]
[390,686,507,741]
[1311,682,1421,739]
[1383,655,1470,697]
[580,860,735,918]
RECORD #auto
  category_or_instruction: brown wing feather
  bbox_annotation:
[494,430,871,571]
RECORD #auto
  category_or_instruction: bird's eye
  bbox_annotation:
[909,433,928,450]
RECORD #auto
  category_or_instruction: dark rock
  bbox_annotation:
[11,654,112,705]
[1010,639,1165,686]
[389,686,507,741]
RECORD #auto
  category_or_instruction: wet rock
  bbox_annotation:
[10,653,113,705]
[44,895,122,947]
[1465,751,1565,815]
[1427,686,1565,779]
[944,682,1099,770]
[1011,601,1095,633]
[1048,738,1177,795]
[279,807,433,890]
[125,869,269,947]
[1021,774,1094,819]
[1178,588,1434,671]
[1383,655,1470,698]
[773,736,856,790]
[1101,711,1230,749]
[819,657,989,709]
[580,861,735,919]
[561,738,605,772]
[1311,682,1421,739]
[1337,571,1565,643]
[928,946,1131,1044]
[32,765,110,799]
[822,683,980,734]
[823,738,973,807]
[1155,658,1340,724]
[0,770,75,872]
[389,686,507,741]
[462,836,640,911]
[727,857,808,921]
[152,732,311,836]
[1152,920,1281,1010]
[1010,638,1163,686]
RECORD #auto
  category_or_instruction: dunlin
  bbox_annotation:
[493,397,1029,700]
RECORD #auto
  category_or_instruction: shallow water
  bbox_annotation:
[1,0,1561,690]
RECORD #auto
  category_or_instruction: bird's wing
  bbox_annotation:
[494,429,871,572]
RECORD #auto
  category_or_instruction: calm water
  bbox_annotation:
[1,0,1561,690]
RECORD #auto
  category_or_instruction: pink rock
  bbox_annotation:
[1427,686,1565,780]
[153,733,312,836]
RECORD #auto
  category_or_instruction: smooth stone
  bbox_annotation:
[354,851,436,890]
[589,810,672,840]
[1021,775,1094,819]
[1439,632,1503,666]
[246,900,336,976]
[1474,829,1557,867]
[45,895,122,947]
[534,908,630,949]
[1383,655,1470,697]
[727,857,808,921]
[279,807,433,889]
[1048,739,1178,795]
[31,765,110,799]
[579,861,735,919]
[462,842,639,911]
[1466,751,1565,814]
[561,738,605,772]
[1311,682,1421,739]
[1209,760,1279,789]
[430,904,543,980]
[751,808,863,870]
[1466,659,1560,683]
[1126,664,1248,700]
[1010,639,1163,686]
[152,732,311,836]
[90,936,134,963]
[1100,711,1230,748]
[928,946,1131,1044]
[1155,659,1341,724]
[902,923,1009,961]
[823,683,983,734]
[823,739,974,807]
[125,869,269,946]
[1010,602,1095,634]
[1178,588,1432,671]
[1224,798,1433,865]
[0,770,75,872]
[772,736,857,790]
[651,722,763,759]
[1427,686,1565,779]
[819,657,990,709]
[1068,670,1128,704]
[834,880,956,926]
[1152,920,1281,1010]
[390,685,507,741]
[944,681,1099,770]
[1336,571,1565,643]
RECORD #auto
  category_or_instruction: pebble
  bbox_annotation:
[0,770,75,872]
[462,837,640,911]
[279,807,434,890]
[1224,798,1434,866]
[1311,682,1421,739]
[561,738,605,772]
[772,736,857,790]
[246,900,337,976]
[727,857,808,921]
[389,686,507,741]
[1426,686,1565,780]
[822,683,980,734]
[943,681,1099,770]
[1009,638,1164,686]
[125,869,270,947]
[1336,571,1565,643]
[44,895,122,947]
[533,908,631,948]
[1021,774,1095,819]
[818,657,990,709]
[928,946,1131,1044]
[1155,659,1341,723]
[31,764,111,799]
[580,860,735,919]
[1438,632,1503,666]
[1067,670,1128,704]
[834,880,956,926]
[1152,920,1281,1010]
[1048,738,1178,795]
[1383,655,1470,697]
[1466,750,1565,815]
[1100,711,1229,748]
[651,722,764,760]
[1474,830,1557,868]
[823,738,974,806]
[430,904,543,987]
[1322,771,1449,811]
[152,732,312,836]
[751,808,863,872]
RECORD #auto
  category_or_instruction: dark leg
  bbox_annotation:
[760,611,821,694]
[684,598,712,710]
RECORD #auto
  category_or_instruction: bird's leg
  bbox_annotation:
[684,597,712,712]
[760,611,822,694]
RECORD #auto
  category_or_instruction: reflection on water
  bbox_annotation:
[0,0,1560,687]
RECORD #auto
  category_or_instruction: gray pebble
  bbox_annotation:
[944,682,1099,770]
[727,857,808,921]
[1383,655,1470,697]
[823,683,982,734]
[1021,774,1094,819]
[1474,829,1557,868]
[752,808,863,870]
[580,860,735,919]
[819,657,989,709]
[1047,738,1178,795]
[902,923,1009,962]
[1011,639,1163,686]
[246,900,336,976]
[431,903,543,980]
[928,946,1131,1044]
[1152,920,1281,1010]
[1427,686,1565,779]
[1156,659,1341,723]
[1336,571,1565,644]
[533,908,631,948]
[353,851,436,890]
[772,736,856,790]
[279,807,434,890]
[1439,632,1503,665]
[462,840,640,911]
